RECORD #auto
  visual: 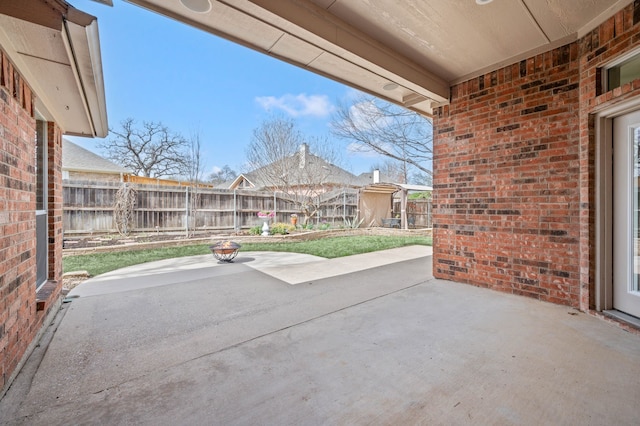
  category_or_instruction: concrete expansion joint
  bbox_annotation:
[154,278,435,374]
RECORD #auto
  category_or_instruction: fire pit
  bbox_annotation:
[209,240,241,262]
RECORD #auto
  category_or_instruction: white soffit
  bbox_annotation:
[0,4,107,137]
[125,0,445,116]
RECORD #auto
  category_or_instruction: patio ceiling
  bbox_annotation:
[0,0,108,137]
[123,0,630,116]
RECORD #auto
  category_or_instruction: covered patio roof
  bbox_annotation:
[120,0,631,116]
[361,183,432,194]
[0,0,108,137]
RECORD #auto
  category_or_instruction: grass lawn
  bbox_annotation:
[63,235,432,278]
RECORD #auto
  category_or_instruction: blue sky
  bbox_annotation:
[69,0,381,176]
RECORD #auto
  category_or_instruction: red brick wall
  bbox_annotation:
[0,49,38,390]
[578,2,640,310]
[432,1,640,310]
[433,45,582,307]
[0,49,62,391]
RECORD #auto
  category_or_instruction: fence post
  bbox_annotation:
[185,186,189,237]
[343,189,346,222]
[273,191,277,220]
[233,189,237,232]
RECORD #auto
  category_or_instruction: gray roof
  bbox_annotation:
[62,139,130,174]
[242,152,359,189]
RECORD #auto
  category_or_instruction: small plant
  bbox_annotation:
[257,210,275,219]
[270,222,295,235]
[318,221,331,231]
[343,214,365,229]
[249,225,262,235]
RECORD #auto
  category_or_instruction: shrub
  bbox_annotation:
[318,222,331,231]
[249,225,262,235]
[343,215,365,229]
[270,222,295,235]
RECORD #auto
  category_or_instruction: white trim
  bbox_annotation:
[595,97,640,313]
[603,45,640,69]
[595,114,613,311]
[35,120,48,290]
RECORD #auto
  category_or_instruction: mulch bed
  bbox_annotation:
[63,232,227,249]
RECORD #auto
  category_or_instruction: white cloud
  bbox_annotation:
[348,100,391,131]
[255,93,334,117]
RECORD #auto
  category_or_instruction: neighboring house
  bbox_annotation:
[62,139,130,182]
[226,144,362,192]
[226,173,256,190]
[0,1,107,393]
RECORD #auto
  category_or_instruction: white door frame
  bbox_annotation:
[595,97,640,313]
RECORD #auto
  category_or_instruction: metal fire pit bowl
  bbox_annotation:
[210,241,241,262]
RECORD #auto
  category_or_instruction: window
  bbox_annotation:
[604,49,640,92]
[35,120,47,288]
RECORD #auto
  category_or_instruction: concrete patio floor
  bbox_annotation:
[1,246,639,425]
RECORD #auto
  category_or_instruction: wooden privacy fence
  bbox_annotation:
[63,181,360,234]
[393,198,433,229]
[63,181,432,234]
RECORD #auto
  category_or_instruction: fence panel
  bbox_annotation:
[63,181,431,233]
[393,198,433,228]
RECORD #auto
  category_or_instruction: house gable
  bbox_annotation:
[62,139,130,181]
[240,144,359,191]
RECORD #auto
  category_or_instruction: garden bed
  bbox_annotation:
[62,227,432,256]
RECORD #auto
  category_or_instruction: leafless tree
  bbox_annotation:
[330,94,433,178]
[185,131,206,236]
[207,165,237,185]
[246,117,343,224]
[100,118,189,178]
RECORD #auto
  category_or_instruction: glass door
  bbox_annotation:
[613,110,640,318]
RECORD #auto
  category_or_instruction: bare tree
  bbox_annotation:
[207,165,237,185]
[100,118,189,178]
[330,94,433,178]
[246,117,343,224]
[185,131,206,236]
